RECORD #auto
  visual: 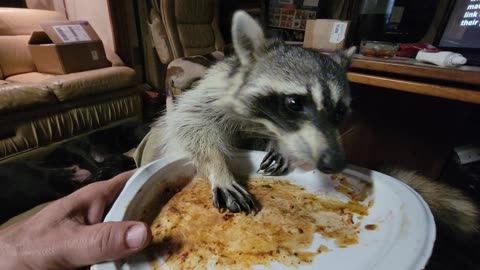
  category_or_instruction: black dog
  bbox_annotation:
[0,134,137,224]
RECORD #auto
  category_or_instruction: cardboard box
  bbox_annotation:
[303,19,350,51]
[29,21,111,74]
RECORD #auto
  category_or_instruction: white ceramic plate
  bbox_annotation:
[91,151,435,270]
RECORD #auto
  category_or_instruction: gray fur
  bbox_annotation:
[382,167,479,234]
[152,11,352,212]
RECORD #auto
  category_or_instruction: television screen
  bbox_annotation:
[439,0,480,49]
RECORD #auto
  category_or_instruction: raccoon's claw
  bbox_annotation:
[258,151,289,176]
[212,183,256,213]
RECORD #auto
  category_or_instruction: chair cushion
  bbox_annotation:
[0,66,137,113]
[161,0,224,58]
[6,72,55,83]
[177,24,217,56]
[6,67,137,102]
[149,10,173,64]
[43,67,137,101]
[0,36,36,77]
[166,51,223,90]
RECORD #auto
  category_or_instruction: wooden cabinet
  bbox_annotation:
[342,55,479,179]
[348,56,480,104]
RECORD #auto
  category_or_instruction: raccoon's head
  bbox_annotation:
[226,11,355,174]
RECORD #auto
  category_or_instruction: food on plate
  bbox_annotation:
[145,176,374,270]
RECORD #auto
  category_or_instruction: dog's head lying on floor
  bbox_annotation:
[45,138,136,182]
[0,136,136,223]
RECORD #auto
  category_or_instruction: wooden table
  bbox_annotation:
[348,55,480,104]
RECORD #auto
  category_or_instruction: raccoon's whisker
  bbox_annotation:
[340,125,357,138]
[245,134,275,141]
[250,134,275,141]
[242,129,275,140]
[243,128,273,136]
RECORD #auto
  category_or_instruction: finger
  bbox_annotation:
[57,170,136,224]
[86,170,137,224]
[65,170,135,205]
[106,169,137,192]
[97,169,137,204]
[63,221,152,268]
[81,169,136,203]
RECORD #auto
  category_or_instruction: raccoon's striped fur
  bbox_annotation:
[382,168,479,234]
[152,11,354,213]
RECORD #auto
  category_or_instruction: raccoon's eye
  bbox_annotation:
[284,96,304,112]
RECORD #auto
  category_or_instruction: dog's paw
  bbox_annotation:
[67,165,92,182]
[258,150,289,176]
[212,181,256,213]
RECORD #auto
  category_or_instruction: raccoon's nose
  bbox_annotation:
[317,152,346,174]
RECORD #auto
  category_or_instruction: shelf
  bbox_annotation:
[347,72,480,104]
[351,56,480,86]
[347,55,480,104]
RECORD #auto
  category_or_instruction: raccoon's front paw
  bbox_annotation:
[212,182,256,213]
[258,150,289,176]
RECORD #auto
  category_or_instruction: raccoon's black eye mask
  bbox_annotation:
[250,92,348,131]
[284,95,348,126]
[250,93,316,131]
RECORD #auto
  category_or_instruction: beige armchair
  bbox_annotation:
[0,8,143,162]
[133,0,227,166]
[149,0,226,107]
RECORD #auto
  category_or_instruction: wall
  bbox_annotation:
[25,0,63,11]
[26,0,115,52]
[63,0,115,52]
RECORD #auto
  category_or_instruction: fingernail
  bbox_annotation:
[126,224,147,249]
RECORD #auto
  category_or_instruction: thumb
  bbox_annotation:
[65,221,152,268]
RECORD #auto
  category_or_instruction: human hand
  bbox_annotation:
[0,170,152,269]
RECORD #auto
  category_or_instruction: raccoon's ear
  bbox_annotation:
[231,10,266,66]
[330,46,356,70]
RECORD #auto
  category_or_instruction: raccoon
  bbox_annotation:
[145,11,478,234]
[150,11,352,212]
